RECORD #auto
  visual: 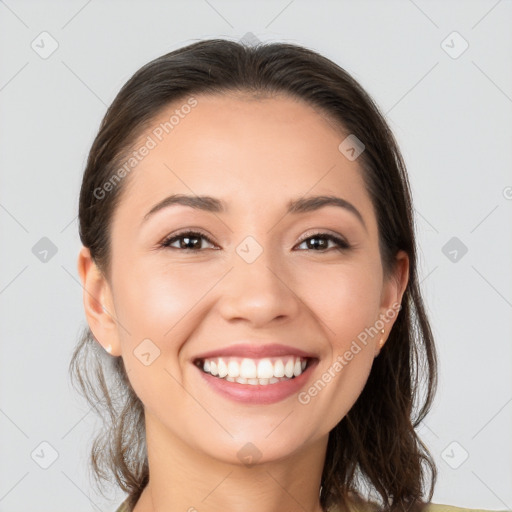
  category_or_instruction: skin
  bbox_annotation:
[78,92,409,512]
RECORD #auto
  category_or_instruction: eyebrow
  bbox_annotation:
[142,193,367,231]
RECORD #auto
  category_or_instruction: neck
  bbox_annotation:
[133,410,329,512]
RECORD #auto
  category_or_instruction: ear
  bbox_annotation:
[374,250,409,357]
[77,246,122,357]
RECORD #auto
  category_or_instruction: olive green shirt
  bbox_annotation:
[114,497,510,512]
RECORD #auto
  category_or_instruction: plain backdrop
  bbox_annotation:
[0,1,511,511]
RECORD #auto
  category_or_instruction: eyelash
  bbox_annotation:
[159,230,351,252]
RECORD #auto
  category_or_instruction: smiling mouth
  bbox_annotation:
[193,355,313,386]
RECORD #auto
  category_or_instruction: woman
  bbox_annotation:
[69,39,500,512]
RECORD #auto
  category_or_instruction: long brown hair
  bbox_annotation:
[69,38,438,512]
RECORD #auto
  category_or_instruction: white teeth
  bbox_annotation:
[240,358,257,379]
[257,359,274,379]
[227,360,239,378]
[217,358,228,378]
[274,359,285,378]
[233,375,291,385]
[284,359,294,378]
[199,355,310,384]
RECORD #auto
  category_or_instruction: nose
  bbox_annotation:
[216,250,301,328]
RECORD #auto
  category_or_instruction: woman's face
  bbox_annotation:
[81,92,408,466]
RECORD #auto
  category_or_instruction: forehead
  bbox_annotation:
[113,92,374,225]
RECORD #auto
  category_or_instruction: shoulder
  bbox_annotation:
[328,500,511,512]
[424,505,511,512]
[114,498,130,512]
[116,497,511,512]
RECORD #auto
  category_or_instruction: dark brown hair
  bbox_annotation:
[69,38,438,512]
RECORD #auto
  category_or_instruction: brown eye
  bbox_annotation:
[160,231,216,251]
[295,232,350,252]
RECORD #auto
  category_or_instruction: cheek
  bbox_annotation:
[295,259,382,344]
[113,258,214,336]
[111,262,200,412]
[114,251,383,355]
[294,259,381,416]
[326,349,375,425]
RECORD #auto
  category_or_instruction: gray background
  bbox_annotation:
[1,0,511,511]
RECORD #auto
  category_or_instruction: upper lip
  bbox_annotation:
[193,343,318,361]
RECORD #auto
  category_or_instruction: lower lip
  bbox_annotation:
[195,361,317,405]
